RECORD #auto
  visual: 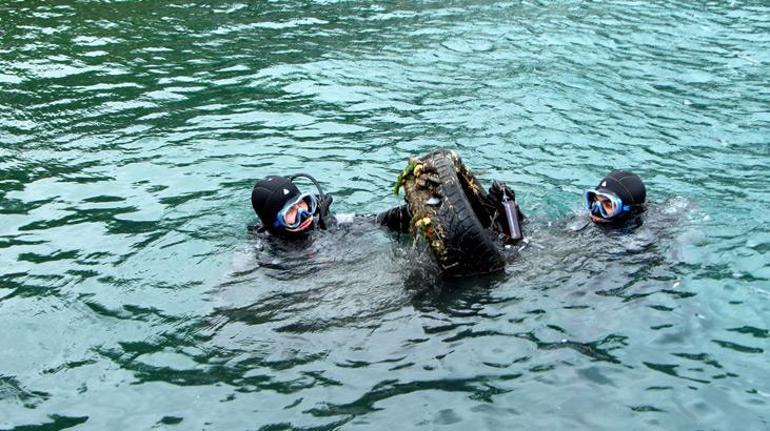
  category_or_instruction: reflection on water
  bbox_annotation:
[1,0,769,429]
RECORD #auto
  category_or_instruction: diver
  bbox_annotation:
[249,172,523,238]
[249,173,410,237]
[583,170,647,226]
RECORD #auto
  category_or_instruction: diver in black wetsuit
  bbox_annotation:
[583,170,647,226]
[249,172,522,238]
[249,173,409,237]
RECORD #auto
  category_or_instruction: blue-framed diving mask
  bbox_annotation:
[584,190,632,220]
[273,193,318,232]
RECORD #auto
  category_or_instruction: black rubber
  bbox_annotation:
[403,149,505,277]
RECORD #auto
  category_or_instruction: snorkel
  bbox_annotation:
[288,173,327,204]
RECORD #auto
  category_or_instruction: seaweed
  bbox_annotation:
[414,217,433,237]
[393,158,419,196]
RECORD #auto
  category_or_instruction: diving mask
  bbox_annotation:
[584,190,631,220]
[273,193,318,232]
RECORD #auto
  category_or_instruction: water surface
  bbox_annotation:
[1,0,769,429]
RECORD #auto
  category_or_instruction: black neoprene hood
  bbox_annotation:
[251,176,301,229]
[595,170,646,207]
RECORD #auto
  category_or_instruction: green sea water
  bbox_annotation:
[1,0,769,429]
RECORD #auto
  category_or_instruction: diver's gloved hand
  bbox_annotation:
[376,204,412,234]
[489,180,524,220]
[317,194,333,229]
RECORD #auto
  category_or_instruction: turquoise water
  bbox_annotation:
[1,0,769,429]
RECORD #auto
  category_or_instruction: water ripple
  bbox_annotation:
[1,0,769,429]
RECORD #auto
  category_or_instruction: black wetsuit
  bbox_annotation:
[374,205,412,233]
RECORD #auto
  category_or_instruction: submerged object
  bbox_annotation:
[396,149,505,277]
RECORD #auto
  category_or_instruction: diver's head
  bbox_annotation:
[585,170,646,224]
[251,175,318,237]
